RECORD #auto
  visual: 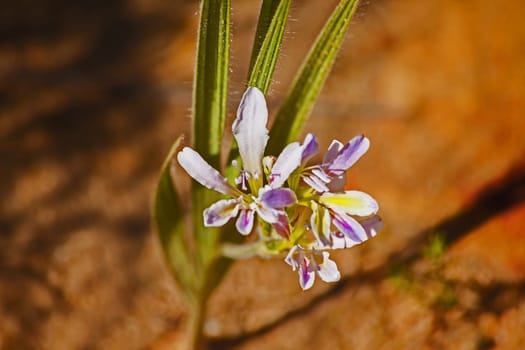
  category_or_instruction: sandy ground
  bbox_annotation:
[1,0,525,349]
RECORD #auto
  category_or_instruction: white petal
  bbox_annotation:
[330,231,360,249]
[284,245,301,270]
[310,202,331,246]
[269,142,303,188]
[316,251,341,283]
[235,209,255,235]
[177,147,237,196]
[203,199,240,227]
[232,87,269,176]
[255,204,281,224]
[319,191,379,216]
[322,206,332,241]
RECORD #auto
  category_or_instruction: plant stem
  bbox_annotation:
[221,242,261,259]
[188,297,207,350]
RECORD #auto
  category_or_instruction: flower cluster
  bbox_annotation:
[177,87,382,290]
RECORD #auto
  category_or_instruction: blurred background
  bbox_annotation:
[1,0,525,349]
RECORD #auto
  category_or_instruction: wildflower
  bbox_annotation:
[177,86,382,290]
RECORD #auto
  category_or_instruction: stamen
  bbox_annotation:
[234,170,251,191]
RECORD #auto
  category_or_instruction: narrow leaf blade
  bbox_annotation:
[268,0,360,154]
[248,0,291,94]
[193,0,230,167]
[191,0,231,292]
[226,0,290,181]
[153,137,197,298]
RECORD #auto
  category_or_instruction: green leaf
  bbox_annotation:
[268,0,360,154]
[153,136,197,300]
[225,0,290,182]
[191,0,231,291]
[248,0,291,94]
[193,0,230,168]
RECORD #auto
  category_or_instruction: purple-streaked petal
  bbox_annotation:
[331,211,368,243]
[319,190,379,216]
[271,211,291,239]
[325,135,370,174]
[303,174,330,193]
[269,142,302,188]
[330,231,360,249]
[315,251,341,282]
[360,215,383,239]
[232,87,268,176]
[255,204,290,238]
[254,204,280,224]
[177,147,237,196]
[299,256,315,290]
[203,199,240,227]
[323,140,343,163]
[235,209,255,235]
[259,187,297,208]
[301,133,319,162]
